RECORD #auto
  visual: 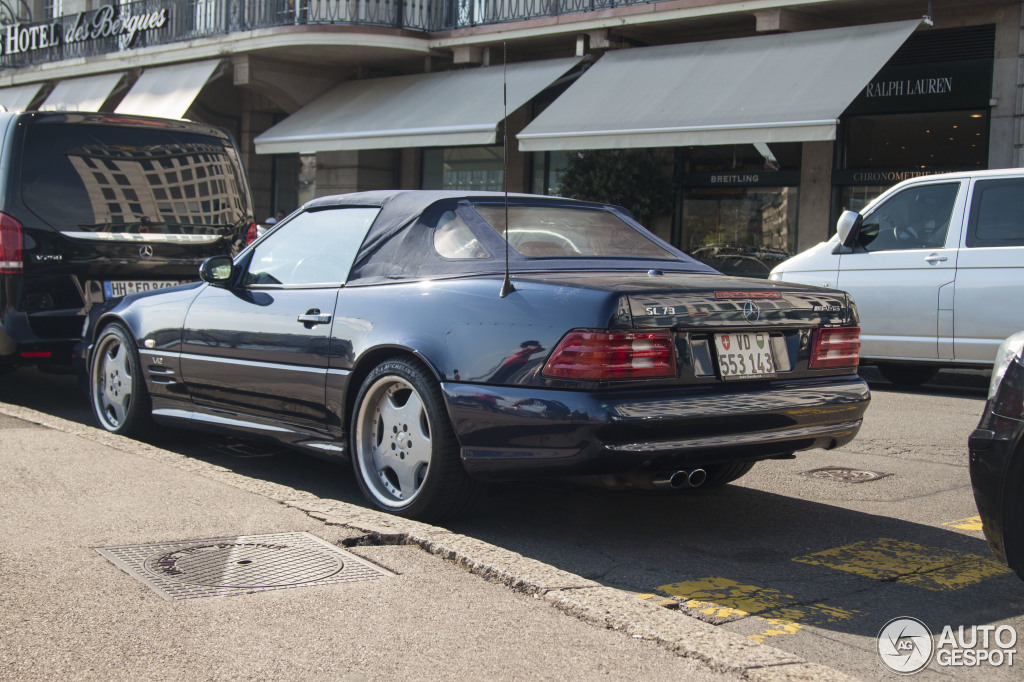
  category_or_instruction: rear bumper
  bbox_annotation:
[443,375,870,480]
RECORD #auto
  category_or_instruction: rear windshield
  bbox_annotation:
[20,123,249,237]
[472,205,676,259]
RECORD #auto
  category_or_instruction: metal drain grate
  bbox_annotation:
[801,467,892,483]
[97,532,394,600]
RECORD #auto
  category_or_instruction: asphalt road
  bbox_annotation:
[3,366,1022,680]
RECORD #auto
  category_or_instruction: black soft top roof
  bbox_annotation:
[301,190,715,284]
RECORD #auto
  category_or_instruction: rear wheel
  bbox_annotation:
[700,461,757,488]
[876,363,939,386]
[90,324,153,437]
[351,358,479,521]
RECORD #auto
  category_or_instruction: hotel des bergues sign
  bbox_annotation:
[1,4,167,56]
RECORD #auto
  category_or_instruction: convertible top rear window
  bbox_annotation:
[473,205,675,259]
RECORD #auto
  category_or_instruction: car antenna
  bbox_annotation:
[499,40,516,298]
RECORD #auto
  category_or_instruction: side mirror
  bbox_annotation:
[836,210,862,248]
[200,255,234,285]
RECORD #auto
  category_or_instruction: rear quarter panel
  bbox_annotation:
[330,276,624,384]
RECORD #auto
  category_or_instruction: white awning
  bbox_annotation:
[40,72,125,112]
[518,20,920,151]
[255,57,581,155]
[0,82,44,112]
[115,60,222,119]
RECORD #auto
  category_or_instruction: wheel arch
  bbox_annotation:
[343,345,445,435]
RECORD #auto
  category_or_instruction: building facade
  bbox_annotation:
[0,0,1020,258]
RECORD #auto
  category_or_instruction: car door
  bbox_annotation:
[835,180,964,361]
[953,176,1024,363]
[180,206,379,431]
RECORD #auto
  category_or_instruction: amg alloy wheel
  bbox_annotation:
[351,358,478,521]
[90,324,153,437]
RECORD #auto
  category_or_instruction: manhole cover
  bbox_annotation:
[801,467,892,483]
[97,532,394,600]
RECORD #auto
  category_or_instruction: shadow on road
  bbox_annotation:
[4,365,1020,649]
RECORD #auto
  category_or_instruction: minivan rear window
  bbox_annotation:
[20,123,249,239]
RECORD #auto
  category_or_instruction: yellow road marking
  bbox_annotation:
[649,577,861,643]
[942,516,984,531]
[792,538,1010,590]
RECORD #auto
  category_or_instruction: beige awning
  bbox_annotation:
[40,72,126,112]
[518,20,920,151]
[254,57,581,154]
[0,82,44,112]
[115,60,223,119]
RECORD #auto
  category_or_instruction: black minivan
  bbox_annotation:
[0,112,254,372]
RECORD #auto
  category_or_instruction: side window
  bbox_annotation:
[243,207,379,286]
[857,182,959,252]
[967,178,1024,247]
[433,210,489,259]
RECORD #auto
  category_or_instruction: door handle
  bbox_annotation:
[924,254,947,264]
[297,309,332,325]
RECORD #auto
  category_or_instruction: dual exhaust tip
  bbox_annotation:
[653,468,707,489]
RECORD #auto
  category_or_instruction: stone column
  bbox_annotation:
[796,140,834,253]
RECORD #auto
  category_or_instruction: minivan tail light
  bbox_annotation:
[0,212,23,274]
[809,326,861,369]
[543,330,676,380]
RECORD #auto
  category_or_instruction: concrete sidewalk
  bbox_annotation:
[0,403,855,681]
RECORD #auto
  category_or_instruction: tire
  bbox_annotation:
[90,324,154,437]
[700,461,757,488]
[876,363,939,387]
[351,357,479,521]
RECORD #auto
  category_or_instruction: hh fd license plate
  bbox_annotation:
[714,332,776,380]
[103,280,185,299]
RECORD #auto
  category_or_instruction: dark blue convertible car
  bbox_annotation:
[85,190,870,520]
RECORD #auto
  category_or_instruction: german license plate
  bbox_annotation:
[714,332,776,380]
[103,280,186,299]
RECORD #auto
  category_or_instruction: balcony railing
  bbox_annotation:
[0,0,654,70]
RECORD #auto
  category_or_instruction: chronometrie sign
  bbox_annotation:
[2,4,168,56]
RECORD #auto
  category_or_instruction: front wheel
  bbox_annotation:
[351,358,479,521]
[90,324,153,437]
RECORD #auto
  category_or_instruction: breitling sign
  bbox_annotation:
[1,4,168,56]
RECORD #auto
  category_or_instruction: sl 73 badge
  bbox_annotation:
[645,306,676,315]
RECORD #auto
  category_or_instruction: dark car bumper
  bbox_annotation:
[969,425,1018,566]
[969,359,1024,576]
[443,375,869,479]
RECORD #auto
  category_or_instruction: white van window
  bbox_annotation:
[857,183,959,252]
[967,179,1024,247]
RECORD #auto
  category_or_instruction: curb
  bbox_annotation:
[1,402,860,681]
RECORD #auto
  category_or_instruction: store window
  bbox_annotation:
[835,24,994,220]
[836,109,988,214]
[531,151,572,195]
[423,146,503,191]
[678,144,801,268]
[270,154,315,218]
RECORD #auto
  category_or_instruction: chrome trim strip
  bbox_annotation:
[64,232,224,243]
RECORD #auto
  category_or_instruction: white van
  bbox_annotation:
[769,169,1024,385]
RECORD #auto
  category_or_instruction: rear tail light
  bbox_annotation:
[542,330,676,380]
[245,222,258,245]
[0,212,23,274]
[809,326,861,369]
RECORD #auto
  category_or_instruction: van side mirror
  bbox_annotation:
[200,255,234,285]
[836,210,862,248]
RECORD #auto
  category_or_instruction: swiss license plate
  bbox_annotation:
[103,280,185,299]
[714,332,776,380]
